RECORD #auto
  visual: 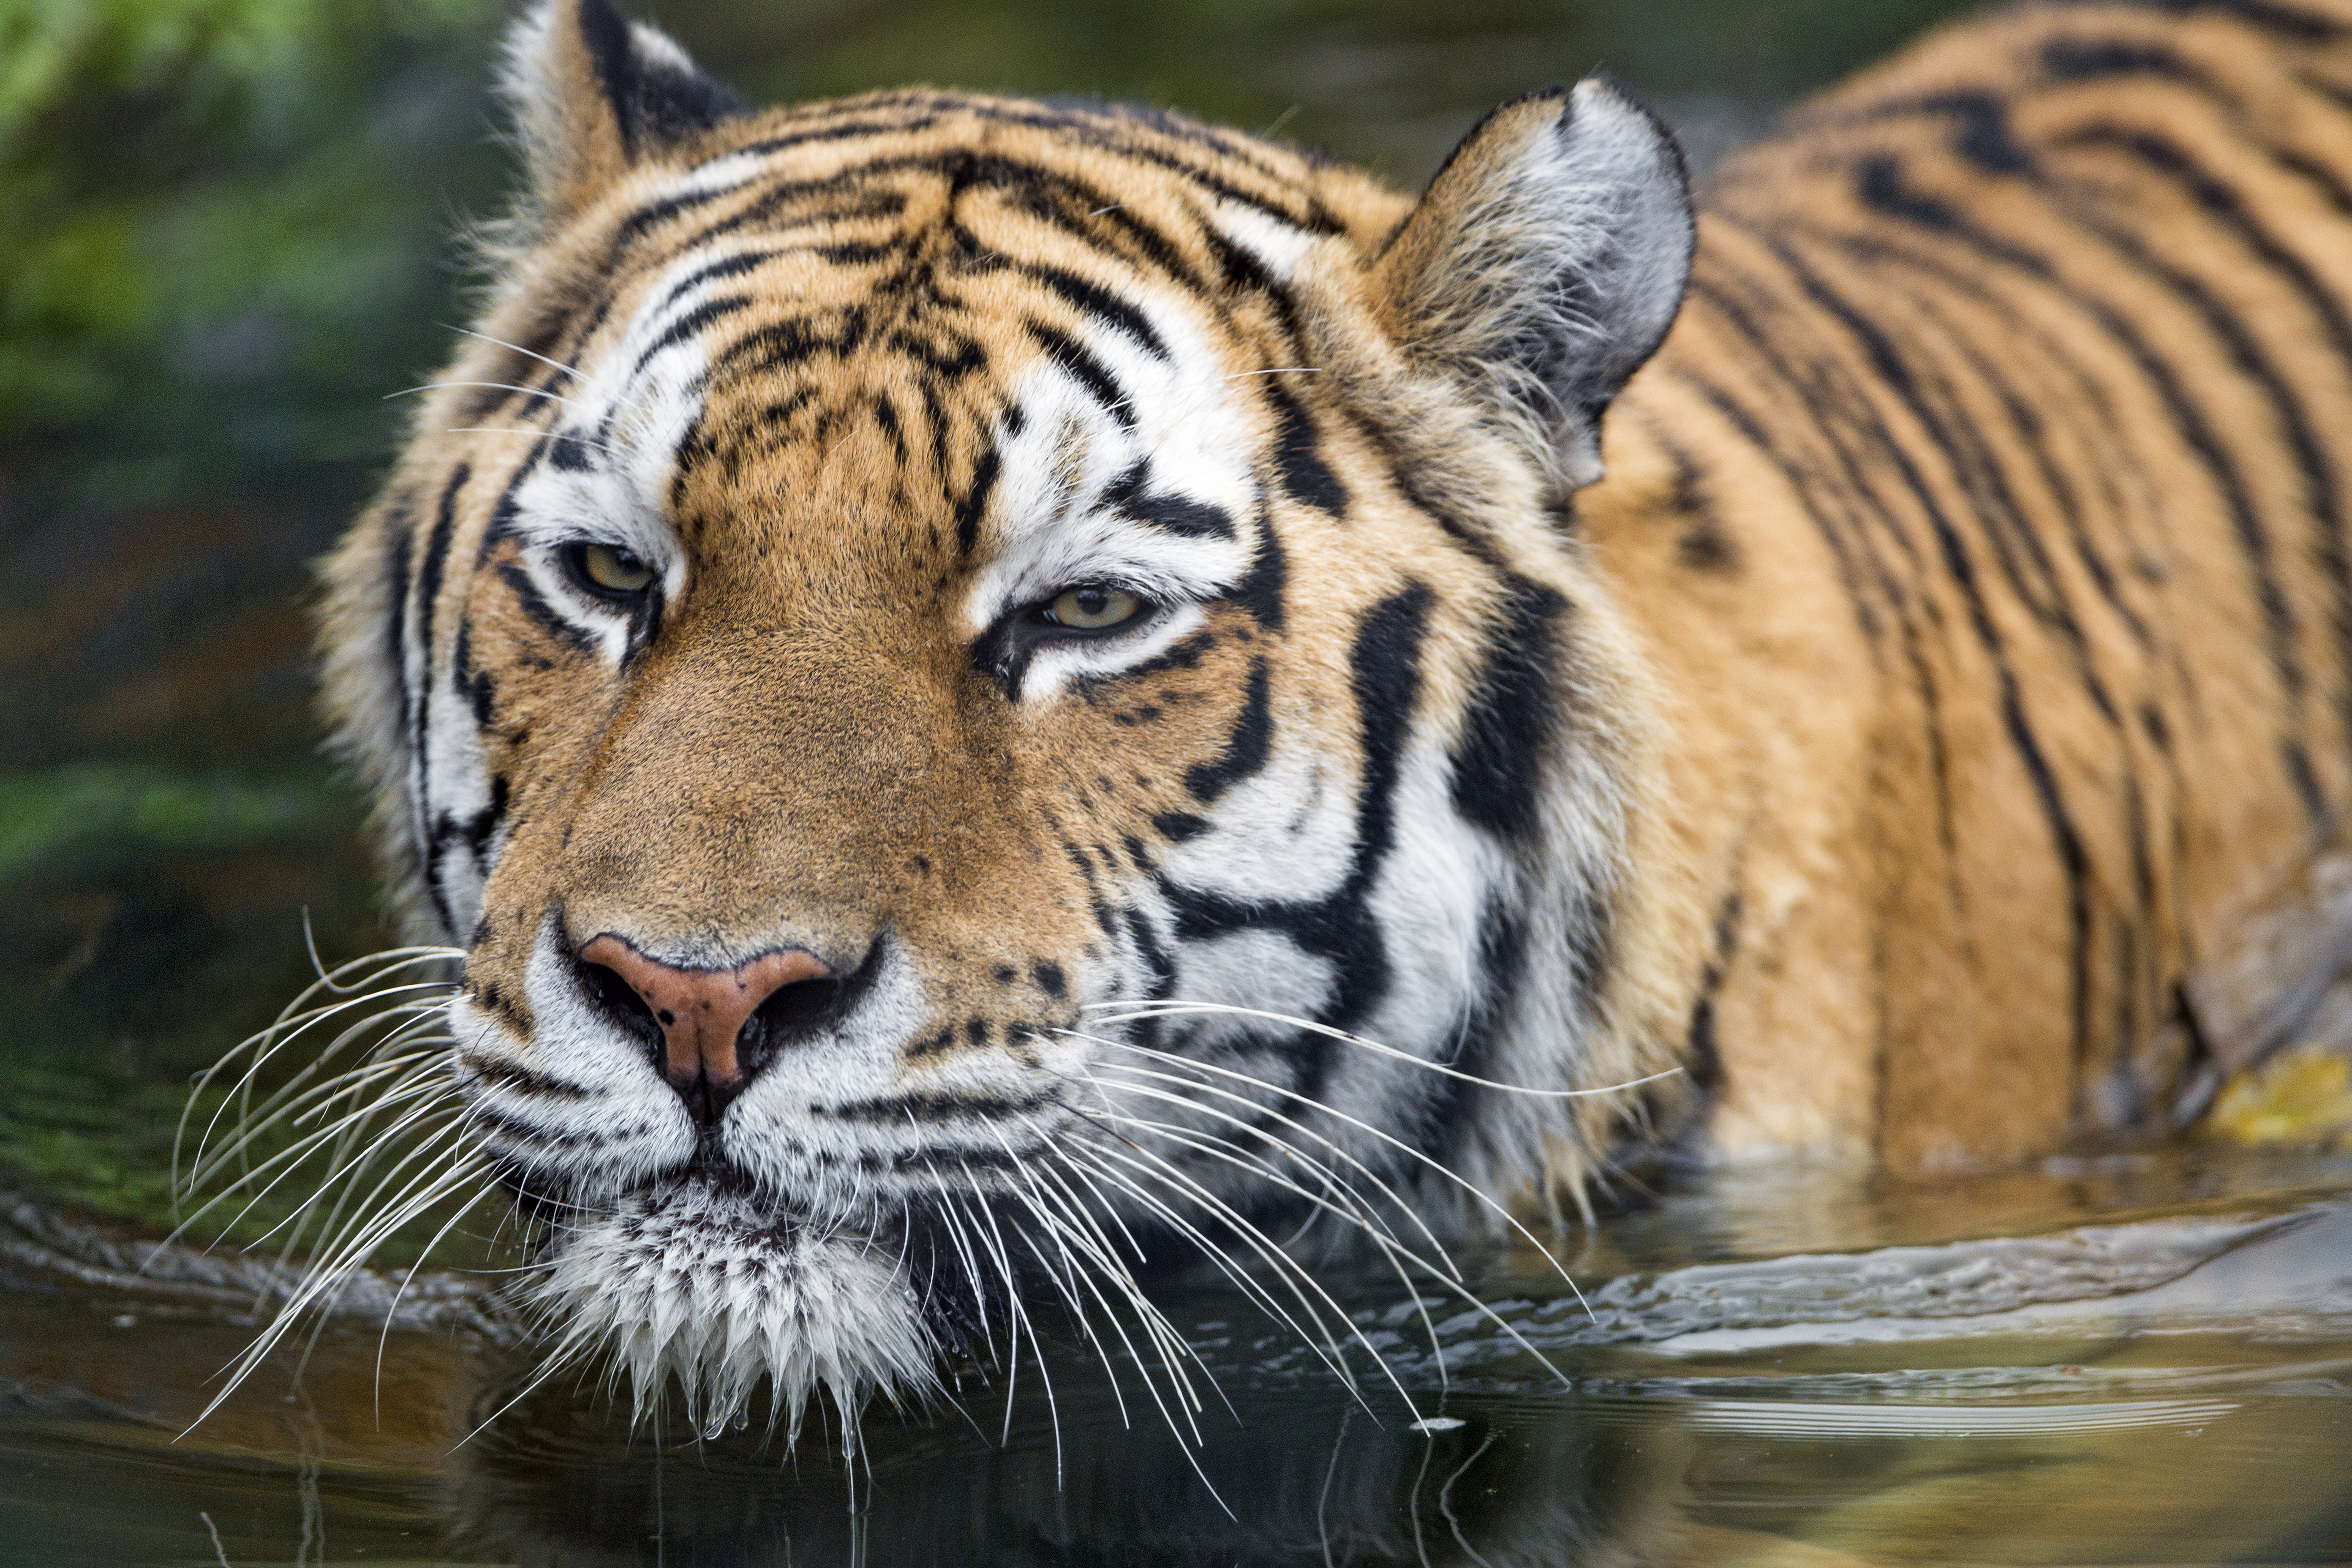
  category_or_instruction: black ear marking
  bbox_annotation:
[574,0,745,158]
[502,0,746,229]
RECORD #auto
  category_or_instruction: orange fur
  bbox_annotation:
[321,0,2352,1225]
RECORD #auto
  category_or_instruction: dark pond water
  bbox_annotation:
[5,0,2352,1562]
[2,1146,2349,1564]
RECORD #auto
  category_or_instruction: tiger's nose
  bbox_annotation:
[578,934,831,1115]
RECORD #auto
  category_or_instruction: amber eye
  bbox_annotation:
[1043,585,1142,632]
[566,541,656,599]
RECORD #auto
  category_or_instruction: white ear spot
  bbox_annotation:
[1209,201,1319,283]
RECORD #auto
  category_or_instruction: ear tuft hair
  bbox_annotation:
[500,0,746,232]
[1372,76,1694,495]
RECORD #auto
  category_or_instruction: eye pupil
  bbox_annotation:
[1074,587,1109,616]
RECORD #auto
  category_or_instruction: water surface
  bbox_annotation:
[3,1145,2345,1565]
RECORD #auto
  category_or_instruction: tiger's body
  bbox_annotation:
[1597,1,2352,1170]
[311,0,2352,1430]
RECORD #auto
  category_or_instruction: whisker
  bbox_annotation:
[1086,1034,1594,1317]
[1073,1130,1422,1415]
[385,380,592,410]
[1076,1097,1442,1385]
[1057,1143,1358,1399]
[1086,1001,1681,1100]
[1067,1033,1603,1389]
[443,426,629,458]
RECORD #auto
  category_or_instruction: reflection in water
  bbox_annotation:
[445,1367,1663,1566]
[0,1149,2347,1564]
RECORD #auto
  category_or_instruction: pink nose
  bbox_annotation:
[578,934,830,1092]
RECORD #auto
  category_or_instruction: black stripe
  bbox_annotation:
[1026,319,1133,427]
[477,436,550,565]
[886,322,989,379]
[2039,36,2204,83]
[1231,514,1288,633]
[955,444,1001,556]
[1736,219,2123,727]
[872,393,907,463]
[467,1101,588,1153]
[1183,658,1273,803]
[411,464,469,940]
[655,249,774,312]
[413,465,470,739]
[1857,151,2314,734]
[1683,891,1745,1095]
[2059,123,2352,760]
[627,294,752,381]
[718,309,870,376]
[2053,0,2341,43]
[1153,811,1209,842]
[1011,260,1168,357]
[497,564,601,657]
[1160,584,1435,1114]
[381,502,415,749]
[1658,363,1881,645]
[1814,226,2156,649]
[1266,380,1345,515]
[609,185,737,257]
[1450,580,1568,842]
[1420,899,1534,1161]
[671,188,909,257]
[692,154,1205,293]
[459,1050,591,1101]
[454,771,509,869]
[453,618,495,728]
[1683,271,1964,896]
[818,1087,1062,1125]
[1122,904,1174,1006]
[1099,460,1234,539]
[730,116,948,161]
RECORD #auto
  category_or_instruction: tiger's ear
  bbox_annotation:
[500,0,746,230]
[1371,77,1693,494]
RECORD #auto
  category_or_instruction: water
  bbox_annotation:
[0,1146,2344,1565]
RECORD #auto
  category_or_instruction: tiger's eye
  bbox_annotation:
[1045,585,1142,631]
[580,542,654,595]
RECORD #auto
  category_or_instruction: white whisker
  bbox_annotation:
[1087,1001,1680,1100]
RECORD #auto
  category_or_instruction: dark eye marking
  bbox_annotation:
[977,581,1169,693]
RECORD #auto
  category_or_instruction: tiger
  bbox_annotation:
[300,0,2352,1439]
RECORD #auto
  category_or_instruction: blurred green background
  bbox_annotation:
[0,0,1980,1228]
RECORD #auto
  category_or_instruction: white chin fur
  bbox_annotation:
[525,1181,936,1443]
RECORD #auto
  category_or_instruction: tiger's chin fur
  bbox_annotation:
[524,1182,936,1443]
[297,0,2352,1445]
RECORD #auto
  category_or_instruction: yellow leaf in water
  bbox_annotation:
[2210,1045,2352,1148]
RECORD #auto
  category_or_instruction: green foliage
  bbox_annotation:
[0,1048,484,1260]
[0,0,504,507]
[0,764,348,885]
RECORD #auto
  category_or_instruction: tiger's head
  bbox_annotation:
[318,0,1698,1437]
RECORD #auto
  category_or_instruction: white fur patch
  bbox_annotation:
[528,1181,936,1442]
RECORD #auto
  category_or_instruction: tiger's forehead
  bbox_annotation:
[498,90,1390,593]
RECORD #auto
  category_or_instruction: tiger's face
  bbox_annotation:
[320,0,1693,1434]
